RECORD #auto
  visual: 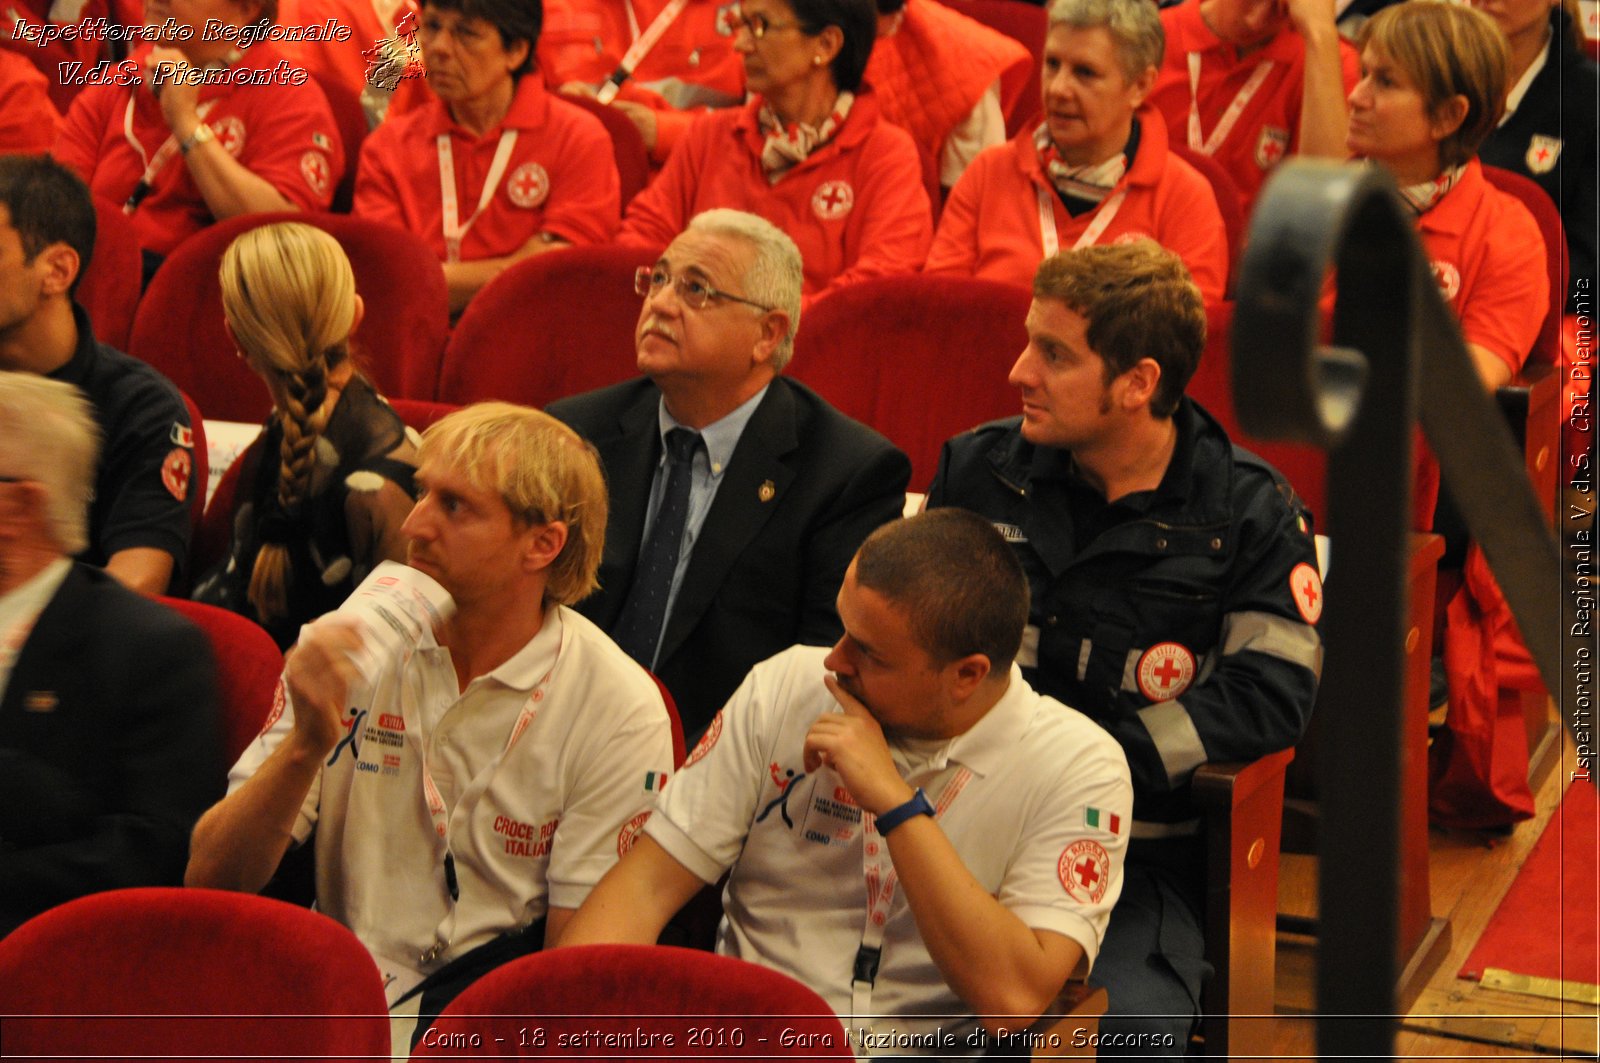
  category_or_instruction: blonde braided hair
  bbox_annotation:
[219,222,359,621]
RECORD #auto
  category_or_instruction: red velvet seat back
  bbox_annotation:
[792,273,1031,491]
[1481,164,1568,368]
[160,597,283,763]
[0,888,389,1063]
[1186,301,1328,520]
[440,243,661,407]
[935,0,1046,138]
[412,944,853,1059]
[310,73,371,214]
[130,212,449,423]
[563,94,654,210]
[1171,143,1246,297]
[79,197,144,352]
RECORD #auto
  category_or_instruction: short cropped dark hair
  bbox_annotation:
[789,0,877,93]
[853,509,1029,673]
[420,0,542,77]
[1032,241,1206,419]
[0,154,95,296]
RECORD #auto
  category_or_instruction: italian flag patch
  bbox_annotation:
[1085,807,1123,835]
[643,771,670,792]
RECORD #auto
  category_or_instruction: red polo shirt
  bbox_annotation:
[538,0,744,162]
[617,90,933,302]
[925,110,1229,303]
[354,74,620,262]
[1409,158,1548,529]
[1148,1,1358,211]
[0,48,59,153]
[53,43,343,257]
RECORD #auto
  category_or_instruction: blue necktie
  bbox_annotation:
[613,428,701,667]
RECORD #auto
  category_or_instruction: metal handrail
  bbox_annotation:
[1230,160,1566,1062]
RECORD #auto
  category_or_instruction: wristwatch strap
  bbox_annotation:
[875,787,934,836]
[180,122,215,155]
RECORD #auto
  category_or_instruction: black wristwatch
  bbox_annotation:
[875,788,934,835]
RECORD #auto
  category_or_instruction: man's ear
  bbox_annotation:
[0,480,47,539]
[522,519,570,574]
[948,652,993,700]
[751,309,792,370]
[1118,357,1163,410]
[35,243,81,299]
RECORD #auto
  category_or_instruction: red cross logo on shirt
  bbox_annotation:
[300,151,330,198]
[1137,642,1196,701]
[1290,562,1324,624]
[1255,125,1289,170]
[1058,840,1110,904]
[506,162,550,209]
[811,180,854,221]
[213,116,246,157]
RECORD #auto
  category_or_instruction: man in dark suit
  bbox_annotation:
[548,208,910,741]
[0,371,223,936]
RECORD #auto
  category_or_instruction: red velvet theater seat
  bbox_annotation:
[412,944,853,1059]
[0,887,389,1063]
[160,597,283,764]
[130,212,449,423]
[439,243,661,408]
[791,273,1031,492]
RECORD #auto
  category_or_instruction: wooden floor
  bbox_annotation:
[1262,728,1598,1060]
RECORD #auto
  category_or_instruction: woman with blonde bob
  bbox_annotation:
[193,222,419,647]
[1347,0,1547,396]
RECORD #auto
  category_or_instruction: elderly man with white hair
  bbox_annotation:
[0,372,222,936]
[548,208,911,743]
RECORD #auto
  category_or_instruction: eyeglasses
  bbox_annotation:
[728,5,804,39]
[634,266,774,312]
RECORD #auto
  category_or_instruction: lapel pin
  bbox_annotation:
[758,480,776,503]
[24,691,59,713]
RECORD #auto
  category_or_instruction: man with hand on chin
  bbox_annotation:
[560,509,1132,1055]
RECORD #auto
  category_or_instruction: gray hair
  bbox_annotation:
[685,209,804,371]
[0,372,101,554]
[1046,0,1165,79]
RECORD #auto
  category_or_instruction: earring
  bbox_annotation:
[812,55,823,65]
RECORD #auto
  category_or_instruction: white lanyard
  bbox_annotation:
[1186,53,1273,156]
[404,619,566,964]
[596,0,690,104]
[1035,183,1129,258]
[121,95,218,214]
[437,129,518,263]
[850,766,974,1039]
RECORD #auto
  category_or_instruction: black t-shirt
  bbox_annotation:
[47,303,195,585]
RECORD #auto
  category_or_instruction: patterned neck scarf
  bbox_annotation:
[757,91,855,183]
[1396,163,1467,216]
[1034,122,1128,204]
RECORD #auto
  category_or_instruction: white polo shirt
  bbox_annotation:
[229,604,674,994]
[647,645,1133,1056]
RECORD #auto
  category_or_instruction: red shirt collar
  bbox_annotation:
[424,74,553,139]
[1414,157,1488,238]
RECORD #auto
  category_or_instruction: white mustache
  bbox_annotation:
[639,316,678,344]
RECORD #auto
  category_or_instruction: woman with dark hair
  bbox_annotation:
[52,0,344,278]
[354,0,621,314]
[617,0,931,303]
[193,222,418,649]
[1473,0,1596,312]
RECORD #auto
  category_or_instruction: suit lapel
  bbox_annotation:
[0,566,86,732]
[655,381,799,666]
[589,388,664,628]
